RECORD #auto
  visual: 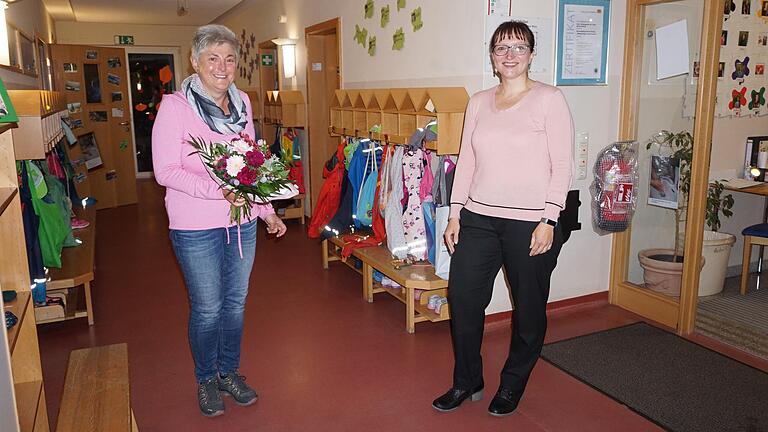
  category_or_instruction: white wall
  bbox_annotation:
[217,0,626,314]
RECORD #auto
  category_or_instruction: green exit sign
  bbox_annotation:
[261,54,274,66]
[114,35,134,45]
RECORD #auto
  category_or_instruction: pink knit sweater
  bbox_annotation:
[449,82,574,222]
[152,91,274,230]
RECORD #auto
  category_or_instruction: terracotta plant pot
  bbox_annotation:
[638,248,705,297]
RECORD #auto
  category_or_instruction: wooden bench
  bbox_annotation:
[322,236,449,333]
[44,208,96,325]
[56,343,138,432]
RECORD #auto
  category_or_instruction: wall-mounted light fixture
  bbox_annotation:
[272,38,298,79]
[0,2,9,64]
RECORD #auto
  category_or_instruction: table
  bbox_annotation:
[723,182,768,273]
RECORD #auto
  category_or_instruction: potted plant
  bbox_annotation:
[699,180,736,296]
[638,130,735,296]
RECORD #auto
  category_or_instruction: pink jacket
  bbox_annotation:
[152,91,274,230]
[449,82,574,222]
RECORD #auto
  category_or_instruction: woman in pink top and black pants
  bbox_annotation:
[432,21,574,417]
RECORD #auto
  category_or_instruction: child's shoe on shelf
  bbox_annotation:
[427,294,441,310]
[434,297,448,314]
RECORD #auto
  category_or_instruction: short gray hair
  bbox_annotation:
[192,24,240,60]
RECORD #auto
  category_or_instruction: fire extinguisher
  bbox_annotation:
[590,141,639,233]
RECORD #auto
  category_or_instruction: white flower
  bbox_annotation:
[226,154,246,177]
[229,138,253,155]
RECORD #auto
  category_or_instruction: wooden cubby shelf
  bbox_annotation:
[329,87,468,155]
[4,291,31,354]
[263,90,306,128]
[8,90,67,160]
[0,186,17,216]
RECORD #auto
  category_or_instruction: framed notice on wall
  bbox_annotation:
[555,0,611,86]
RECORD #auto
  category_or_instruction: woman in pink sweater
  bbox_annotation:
[432,21,574,417]
[152,24,286,418]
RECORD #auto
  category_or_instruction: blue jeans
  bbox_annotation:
[170,220,257,382]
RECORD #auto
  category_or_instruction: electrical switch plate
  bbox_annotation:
[576,132,589,180]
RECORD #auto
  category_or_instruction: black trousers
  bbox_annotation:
[448,209,563,400]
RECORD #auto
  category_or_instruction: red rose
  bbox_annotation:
[246,150,265,168]
[237,168,258,186]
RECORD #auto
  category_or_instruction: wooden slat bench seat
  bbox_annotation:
[322,236,449,333]
[56,343,137,432]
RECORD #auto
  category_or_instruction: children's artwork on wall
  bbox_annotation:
[70,119,84,130]
[0,77,18,123]
[67,102,81,114]
[710,4,768,117]
[84,63,102,103]
[381,5,390,28]
[354,25,368,46]
[760,0,768,18]
[732,56,751,83]
[411,7,423,31]
[749,86,766,110]
[107,73,120,86]
[111,92,123,102]
[368,36,377,56]
[63,62,78,73]
[725,0,737,21]
[107,57,121,68]
[393,27,405,50]
[85,50,98,60]
[648,155,680,210]
[78,132,103,169]
[237,29,257,85]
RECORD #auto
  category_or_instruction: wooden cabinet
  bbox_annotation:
[0,125,50,431]
[7,90,67,160]
[329,87,468,155]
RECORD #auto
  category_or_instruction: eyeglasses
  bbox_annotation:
[492,44,531,56]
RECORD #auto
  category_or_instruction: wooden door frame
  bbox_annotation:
[609,0,722,334]
[305,18,342,214]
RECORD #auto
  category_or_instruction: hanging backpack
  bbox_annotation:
[384,146,408,259]
[401,148,428,261]
[355,141,379,226]
[308,141,347,238]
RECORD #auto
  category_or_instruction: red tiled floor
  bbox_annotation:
[36,180,678,431]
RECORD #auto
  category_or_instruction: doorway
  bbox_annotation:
[609,0,722,333]
[127,52,178,177]
[305,18,341,213]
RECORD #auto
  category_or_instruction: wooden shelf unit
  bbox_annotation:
[0,121,50,431]
[43,207,96,325]
[322,236,449,333]
[276,193,306,224]
[263,90,306,127]
[329,87,469,155]
[8,90,67,160]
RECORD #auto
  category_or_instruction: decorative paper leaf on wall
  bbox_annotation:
[368,36,377,56]
[158,65,173,84]
[381,5,390,28]
[397,0,406,11]
[365,0,374,18]
[749,87,766,110]
[729,87,747,110]
[411,7,423,31]
[354,25,369,46]
[731,56,750,81]
[393,27,405,50]
[238,29,258,85]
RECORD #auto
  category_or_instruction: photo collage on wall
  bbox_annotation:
[716,0,768,117]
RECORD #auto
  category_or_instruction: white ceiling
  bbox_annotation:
[43,0,244,26]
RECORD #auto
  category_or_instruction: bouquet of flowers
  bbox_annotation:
[188,133,298,225]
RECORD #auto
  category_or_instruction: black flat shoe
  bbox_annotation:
[488,388,519,417]
[432,385,484,412]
